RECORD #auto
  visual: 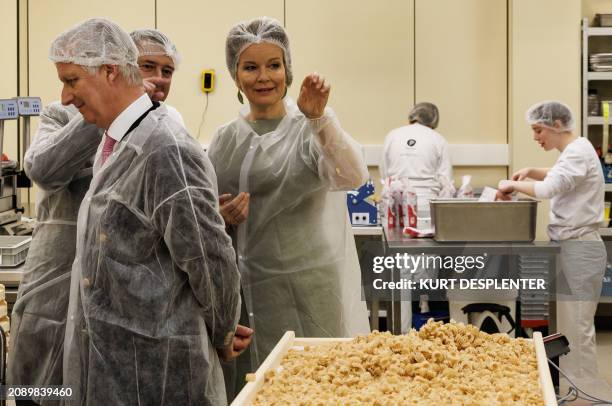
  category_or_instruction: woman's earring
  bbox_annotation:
[237,90,244,104]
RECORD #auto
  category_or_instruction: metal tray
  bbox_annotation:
[232,331,556,406]
[430,198,538,242]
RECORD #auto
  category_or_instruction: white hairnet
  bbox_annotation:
[130,28,181,67]
[49,17,138,68]
[525,100,574,132]
[225,16,293,86]
[409,102,439,129]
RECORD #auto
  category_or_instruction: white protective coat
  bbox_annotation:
[7,103,101,403]
[533,135,609,398]
[380,123,452,332]
[380,122,452,192]
[208,98,370,369]
[63,104,241,405]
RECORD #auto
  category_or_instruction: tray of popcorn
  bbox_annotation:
[232,320,555,406]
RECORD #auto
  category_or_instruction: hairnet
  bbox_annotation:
[525,100,574,132]
[49,17,138,68]
[225,16,293,86]
[408,102,439,129]
[130,29,181,67]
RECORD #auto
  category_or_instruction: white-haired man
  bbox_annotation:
[50,18,249,405]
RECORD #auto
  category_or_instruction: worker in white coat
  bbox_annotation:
[7,103,101,406]
[380,102,452,333]
[498,100,611,399]
[208,16,370,398]
[380,102,452,192]
[50,18,245,405]
[8,28,190,406]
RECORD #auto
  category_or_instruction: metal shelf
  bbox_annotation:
[588,27,612,36]
[587,71,612,80]
[352,226,383,236]
[587,116,606,125]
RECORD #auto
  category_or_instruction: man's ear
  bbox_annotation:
[103,64,120,83]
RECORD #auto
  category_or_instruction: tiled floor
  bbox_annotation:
[599,331,612,384]
[564,330,612,405]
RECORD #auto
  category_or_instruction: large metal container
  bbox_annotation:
[430,198,538,242]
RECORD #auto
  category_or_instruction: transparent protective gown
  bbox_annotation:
[63,105,241,405]
[7,102,101,403]
[208,99,370,369]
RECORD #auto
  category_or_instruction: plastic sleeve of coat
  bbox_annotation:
[148,144,241,349]
[24,102,102,193]
[307,107,368,191]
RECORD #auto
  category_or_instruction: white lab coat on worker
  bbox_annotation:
[534,137,605,240]
[7,103,101,404]
[380,122,452,190]
[381,123,452,332]
[534,137,610,397]
[208,98,370,370]
[63,97,241,405]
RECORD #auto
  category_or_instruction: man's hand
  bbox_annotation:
[142,77,167,102]
[218,324,254,361]
[220,193,250,226]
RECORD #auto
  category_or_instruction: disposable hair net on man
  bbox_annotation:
[130,29,181,67]
[49,17,138,67]
[409,102,439,129]
[226,16,293,86]
[525,100,575,132]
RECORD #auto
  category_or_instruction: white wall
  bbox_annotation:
[0,0,19,166]
[9,1,587,239]
[510,0,582,240]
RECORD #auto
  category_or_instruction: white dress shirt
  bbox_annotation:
[107,93,153,142]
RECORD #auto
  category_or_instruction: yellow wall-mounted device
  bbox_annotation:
[201,70,215,93]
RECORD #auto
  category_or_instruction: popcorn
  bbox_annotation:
[253,320,544,405]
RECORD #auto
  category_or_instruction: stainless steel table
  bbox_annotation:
[381,229,560,334]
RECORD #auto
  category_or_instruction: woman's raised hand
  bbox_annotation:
[297,73,330,119]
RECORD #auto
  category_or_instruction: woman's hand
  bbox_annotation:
[511,167,531,181]
[495,180,514,201]
[297,73,330,119]
[219,193,250,226]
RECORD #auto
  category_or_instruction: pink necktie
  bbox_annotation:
[101,132,117,165]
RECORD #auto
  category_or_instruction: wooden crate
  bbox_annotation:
[232,331,556,406]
